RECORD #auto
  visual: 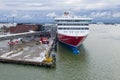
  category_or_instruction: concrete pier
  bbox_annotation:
[0,38,56,68]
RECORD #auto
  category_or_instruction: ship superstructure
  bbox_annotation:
[55,12,92,54]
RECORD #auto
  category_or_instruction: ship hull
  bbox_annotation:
[57,34,86,47]
[57,34,87,54]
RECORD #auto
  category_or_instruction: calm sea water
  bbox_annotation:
[0,24,120,80]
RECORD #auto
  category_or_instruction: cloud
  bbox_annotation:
[25,3,43,7]
[0,0,120,10]
[112,12,120,18]
[0,0,52,10]
[89,12,111,18]
[84,11,120,19]
[0,0,7,9]
[46,12,57,17]
[0,0,120,23]
[22,15,32,19]
[85,3,108,10]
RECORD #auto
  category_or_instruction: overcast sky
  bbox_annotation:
[0,0,120,10]
[0,0,120,23]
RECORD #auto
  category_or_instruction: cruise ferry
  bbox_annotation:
[55,12,92,54]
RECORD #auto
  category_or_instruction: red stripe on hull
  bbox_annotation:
[58,34,86,47]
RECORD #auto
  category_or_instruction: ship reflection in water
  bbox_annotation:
[57,42,89,64]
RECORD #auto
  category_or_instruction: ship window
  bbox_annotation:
[58,27,89,30]
[56,20,91,22]
[58,24,89,26]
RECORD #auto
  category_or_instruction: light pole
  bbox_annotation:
[7,17,8,27]
[6,16,15,26]
[12,16,14,25]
